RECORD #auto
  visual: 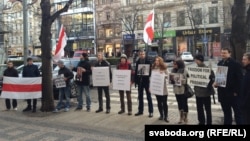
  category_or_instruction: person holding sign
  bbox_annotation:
[3,61,19,111]
[72,53,92,111]
[94,52,112,114]
[53,60,74,112]
[151,56,169,122]
[134,50,153,118]
[213,47,243,125]
[22,57,40,113]
[116,54,134,115]
[193,54,215,125]
[171,58,189,124]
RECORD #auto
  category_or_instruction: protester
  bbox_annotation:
[134,50,153,118]
[94,52,112,114]
[3,61,19,111]
[151,56,169,122]
[116,54,134,115]
[193,54,215,125]
[240,52,250,124]
[213,47,243,125]
[171,58,189,124]
[22,57,40,113]
[72,53,92,111]
[53,60,74,112]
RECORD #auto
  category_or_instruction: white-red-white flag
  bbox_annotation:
[1,77,42,99]
[143,9,154,45]
[53,24,67,62]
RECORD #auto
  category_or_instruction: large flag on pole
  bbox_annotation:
[53,24,67,62]
[143,9,154,45]
[1,77,42,99]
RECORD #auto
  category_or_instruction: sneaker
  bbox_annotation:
[52,109,59,113]
[23,106,32,112]
[64,108,69,112]
[13,108,18,111]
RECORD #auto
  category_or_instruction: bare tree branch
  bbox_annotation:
[50,0,73,23]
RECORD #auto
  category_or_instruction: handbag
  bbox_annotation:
[184,84,194,98]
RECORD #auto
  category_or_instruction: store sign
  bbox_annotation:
[176,27,220,36]
[154,30,176,38]
[123,34,135,40]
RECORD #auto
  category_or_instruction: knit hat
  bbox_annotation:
[194,54,204,62]
[120,54,127,59]
[57,60,64,65]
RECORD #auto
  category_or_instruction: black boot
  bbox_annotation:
[23,105,32,112]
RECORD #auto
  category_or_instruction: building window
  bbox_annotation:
[137,15,143,30]
[163,12,171,28]
[193,8,202,25]
[177,11,185,26]
[98,30,104,38]
[126,0,130,5]
[209,7,218,24]
[106,12,110,20]
[105,29,113,38]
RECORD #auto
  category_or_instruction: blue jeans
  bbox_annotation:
[56,87,70,109]
[77,85,91,109]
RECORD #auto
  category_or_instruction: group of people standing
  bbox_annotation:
[2,47,250,125]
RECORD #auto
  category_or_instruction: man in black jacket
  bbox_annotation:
[95,52,112,114]
[72,53,92,111]
[22,57,40,113]
[134,50,153,118]
[3,61,19,111]
[241,52,250,124]
[53,60,74,112]
[213,47,243,125]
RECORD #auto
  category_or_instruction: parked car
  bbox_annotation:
[180,52,194,62]
[147,51,158,63]
[163,52,177,62]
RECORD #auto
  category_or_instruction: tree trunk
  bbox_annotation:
[40,0,54,112]
[231,0,246,62]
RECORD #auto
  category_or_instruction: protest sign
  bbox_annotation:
[92,67,110,86]
[169,73,182,86]
[215,66,228,87]
[187,67,211,87]
[54,76,66,88]
[137,64,150,76]
[112,70,131,91]
[150,71,165,95]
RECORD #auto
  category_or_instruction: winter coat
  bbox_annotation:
[193,63,215,97]
[240,64,250,110]
[73,60,92,86]
[58,66,74,86]
[217,57,242,102]
[95,60,112,83]
[134,58,151,85]
[151,67,168,95]
[171,68,188,95]
[22,64,40,77]
[4,67,19,77]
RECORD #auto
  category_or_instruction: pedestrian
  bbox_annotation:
[213,47,243,125]
[151,56,169,122]
[73,53,92,111]
[193,54,215,125]
[117,54,134,115]
[171,58,189,124]
[3,61,19,111]
[22,57,40,113]
[240,52,250,124]
[53,60,74,112]
[94,52,112,114]
[134,50,153,118]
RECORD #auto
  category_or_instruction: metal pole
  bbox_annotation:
[93,0,97,55]
[23,0,28,65]
[203,0,207,58]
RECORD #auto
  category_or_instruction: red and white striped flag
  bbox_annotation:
[1,77,42,99]
[53,24,67,62]
[143,9,154,45]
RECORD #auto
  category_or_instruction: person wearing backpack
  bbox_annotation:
[193,54,215,125]
[116,54,134,115]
